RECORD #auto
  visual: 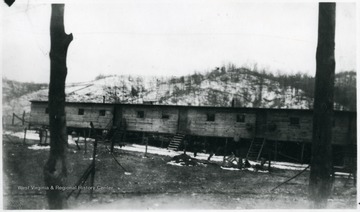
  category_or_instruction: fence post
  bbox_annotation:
[23,127,27,145]
[274,140,278,161]
[223,138,228,164]
[12,113,15,125]
[183,138,187,154]
[77,134,80,149]
[110,130,115,153]
[143,132,148,157]
[90,138,97,200]
[44,129,48,144]
[22,111,25,126]
[300,142,305,164]
[84,129,88,154]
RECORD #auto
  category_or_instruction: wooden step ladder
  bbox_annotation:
[246,137,266,161]
[167,133,185,151]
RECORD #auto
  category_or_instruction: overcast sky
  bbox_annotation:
[1,0,357,83]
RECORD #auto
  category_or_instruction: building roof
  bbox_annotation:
[30,100,356,114]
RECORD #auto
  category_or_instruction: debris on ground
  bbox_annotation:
[168,153,199,166]
[221,153,241,169]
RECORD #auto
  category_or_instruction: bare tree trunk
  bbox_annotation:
[309,3,336,208]
[44,4,73,209]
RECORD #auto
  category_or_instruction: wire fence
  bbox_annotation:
[2,112,31,127]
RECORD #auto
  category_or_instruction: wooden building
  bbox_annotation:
[29,100,356,164]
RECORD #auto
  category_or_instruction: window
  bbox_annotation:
[236,114,245,122]
[206,113,215,122]
[99,110,106,116]
[161,112,170,119]
[290,117,299,125]
[45,108,49,114]
[137,111,144,118]
[78,109,84,115]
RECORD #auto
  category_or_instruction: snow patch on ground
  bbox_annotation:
[28,144,50,150]
[6,130,315,172]
[221,167,240,171]
[5,130,95,146]
[68,136,78,145]
[335,172,353,177]
[266,162,309,171]
[220,166,269,173]
[167,161,185,167]
[118,144,309,171]
[4,130,40,140]
[247,167,269,173]
[115,144,179,157]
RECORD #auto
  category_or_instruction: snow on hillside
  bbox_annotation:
[149,72,311,108]
[6,74,306,114]
[3,75,167,115]
[1,71,316,118]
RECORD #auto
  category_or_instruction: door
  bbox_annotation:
[255,110,267,138]
[113,105,123,128]
[177,108,188,133]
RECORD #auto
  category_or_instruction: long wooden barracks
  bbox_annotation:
[29,100,356,164]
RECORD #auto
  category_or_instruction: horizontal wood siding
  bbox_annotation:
[30,103,114,129]
[331,113,352,145]
[265,111,354,145]
[29,102,356,146]
[121,106,178,134]
[187,108,256,138]
[65,104,113,129]
[30,103,49,126]
[265,111,313,142]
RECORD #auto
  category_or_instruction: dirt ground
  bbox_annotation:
[2,131,357,210]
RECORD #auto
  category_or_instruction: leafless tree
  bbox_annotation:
[43,4,73,209]
[309,3,336,208]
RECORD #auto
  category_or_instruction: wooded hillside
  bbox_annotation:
[2,67,356,119]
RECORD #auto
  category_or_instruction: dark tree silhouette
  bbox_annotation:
[43,4,73,209]
[4,0,15,7]
[309,3,336,208]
